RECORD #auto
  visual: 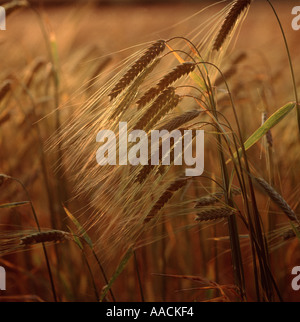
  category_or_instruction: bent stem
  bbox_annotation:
[266,0,300,134]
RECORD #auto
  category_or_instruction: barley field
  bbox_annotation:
[0,0,300,302]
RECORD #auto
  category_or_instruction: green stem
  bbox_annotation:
[266,0,300,134]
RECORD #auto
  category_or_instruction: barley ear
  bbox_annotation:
[144,177,191,224]
[214,0,252,51]
[109,40,165,100]
[195,207,235,222]
[255,177,299,223]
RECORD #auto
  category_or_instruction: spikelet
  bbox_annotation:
[0,230,72,256]
[144,94,181,132]
[134,87,176,130]
[195,188,241,208]
[135,107,195,184]
[255,177,298,222]
[136,62,195,109]
[20,230,71,246]
[109,58,161,120]
[282,229,296,241]
[159,110,201,132]
[144,177,191,224]
[135,164,154,184]
[214,0,252,51]
[136,87,160,110]
[195,207,235,222]
[156,62,196,91]
[195,193,225,207]
[109,40,165,100]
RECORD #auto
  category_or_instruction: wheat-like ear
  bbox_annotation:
[134,87,176,130]
[158,110,201,132]
[109,58,161,120]
[195,207,235,222]
[282,229,297,241]
[144,177,191,224]
[108,40,165,100]
[255,177,299,223]
[20,230,71,246]
[136,62,195,109]
[195,188,241,207]
[144,94,181,132]
[214,0,252,51]
[156,62,196,91]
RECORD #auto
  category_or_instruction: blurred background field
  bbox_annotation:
[0,0,300,302]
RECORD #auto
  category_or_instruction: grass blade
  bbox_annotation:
[100,246,134,302]
[229,102,295,162]
[0,201,30,209]
[63,206,93,249]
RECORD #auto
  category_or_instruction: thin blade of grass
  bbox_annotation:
[63,206,93,249]
[228,102,295,163]
[100,246,134,302]
[0,201,30,209]
[67,226,83,250]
